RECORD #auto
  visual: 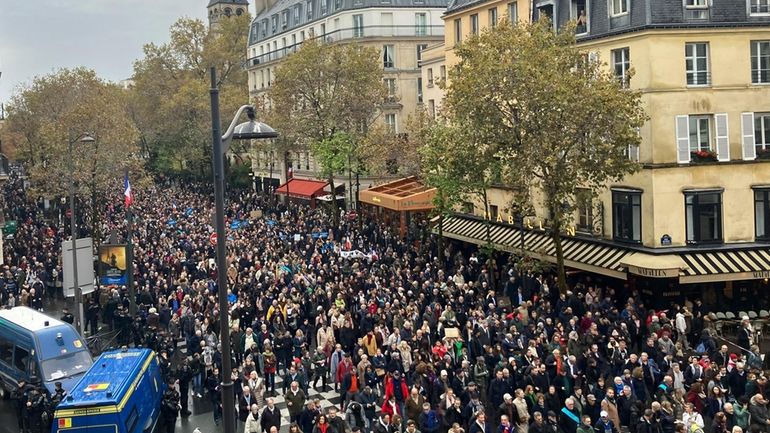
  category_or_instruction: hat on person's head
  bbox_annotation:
[601,411,609,418]
[504,393,513,401]
[587,394,596,400]
[547,411,557,418]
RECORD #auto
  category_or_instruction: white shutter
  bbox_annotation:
[628,144,640,162]
[742,112,757,160]
[715,113,730,162]
[676,115,691,164]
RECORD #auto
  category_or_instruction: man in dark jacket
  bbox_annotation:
[636,410,661,433]
[299,401,319,433]
[159,381,180,433]
[469,412,492,433]
[358,386,379,426]
[261,398,282,433]
[559,398,580,433]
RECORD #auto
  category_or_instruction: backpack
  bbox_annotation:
[695,343,706,354]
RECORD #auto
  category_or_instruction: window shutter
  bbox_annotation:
[742,112,757,160]
[676,115,691,164]
[715,113,729,162]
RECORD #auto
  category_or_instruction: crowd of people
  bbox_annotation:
[1,173,769,433]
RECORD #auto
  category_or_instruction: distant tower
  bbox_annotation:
[208,0,249,29]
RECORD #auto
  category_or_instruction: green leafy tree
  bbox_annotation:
[129,14,251,178]
[444,19,647,292]
[1,68,143,243]
[267,40,387,225]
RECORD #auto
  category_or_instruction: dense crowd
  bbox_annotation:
[1,174,769,433]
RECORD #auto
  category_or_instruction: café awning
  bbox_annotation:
[274,179,328,199]
[436,214,631,280]
[679,248,770,283]
[359,176,436,212]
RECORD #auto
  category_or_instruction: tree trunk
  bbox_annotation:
[482,189,496,291]
[437,214,444,270]
[329,175,339,227]
[551,220,568,294]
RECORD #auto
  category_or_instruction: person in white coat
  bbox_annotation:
[246,404,261,433]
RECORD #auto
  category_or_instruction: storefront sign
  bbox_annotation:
[627,264,679,278]
[754,270,770,279]
[484,213,577,237]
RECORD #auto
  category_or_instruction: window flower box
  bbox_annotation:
[690,150,717,162]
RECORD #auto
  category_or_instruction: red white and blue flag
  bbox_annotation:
[124,173,133,208]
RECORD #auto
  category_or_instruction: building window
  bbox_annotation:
[334,0,341,9]
[307,0,313,18]
[385,114,397,133]
[751,41,770,84]
[384,78,397,100]
[489,205,499,220]
[612,190,641,243]
[687,115,712,152]
[612,47,630,87]
[417,44,427,64]
[573,0,588,34]
[272,15,278,32]
[508,2,518,21]
[489,7,498,27]
[440,65,446,80]
[756,189,770,240]
[609,0,629,16]
[383,45,395,68]
[282,10,289,28]
[428,99,436,118]
[417,78,423,103]
[470,14,479,35]
[576,191,593,233]
[427,68,434,86]
[353,14,364,37]
[755,113,770,152]
[415,13,427,36]
[685,42,710,86]
[751,0,770,15]
[684,0,709,20]
[685,191,723,244]
[294,5,301,23]
[454,19,462,44]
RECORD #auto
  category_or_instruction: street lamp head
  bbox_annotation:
[232,119,278,140]
[79,133,95,143]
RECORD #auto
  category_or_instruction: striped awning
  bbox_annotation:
[436,215,632,280]
[679,249,770,283]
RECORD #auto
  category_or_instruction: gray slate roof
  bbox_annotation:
[209,0,249,7]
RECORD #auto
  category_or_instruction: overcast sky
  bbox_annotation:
[0,0,215,104]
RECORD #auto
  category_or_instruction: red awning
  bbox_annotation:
[274,179,328,199]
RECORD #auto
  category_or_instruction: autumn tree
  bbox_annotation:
[443,19,646,292]
[129,14,251,178]
[267,40,386,226]
[1,68,142,243]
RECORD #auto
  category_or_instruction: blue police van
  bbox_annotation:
[0,307,92,397]
[52,348,164,433]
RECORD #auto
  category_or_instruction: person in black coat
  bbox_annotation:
[300,401,319,433]
[262,398,282,432]
[469,412,493,433]
[159,382,181,433]
[559,399,580,433]
[489,371,508,410]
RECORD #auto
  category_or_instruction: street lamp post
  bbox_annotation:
[68,132,95,335]
[209,66,277,433]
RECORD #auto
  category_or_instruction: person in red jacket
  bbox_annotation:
[385,371,410,426]
[382,395,401,418]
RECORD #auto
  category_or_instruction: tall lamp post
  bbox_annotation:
[68,132,95,335]
[209,66,277,433]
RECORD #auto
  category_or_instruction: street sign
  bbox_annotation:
[62,237,96,297]
[210,232,218,245]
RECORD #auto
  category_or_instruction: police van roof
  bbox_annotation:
[59,348,156,408]
[0,306,67,331]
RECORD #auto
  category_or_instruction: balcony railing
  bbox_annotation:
[247,25,444,67]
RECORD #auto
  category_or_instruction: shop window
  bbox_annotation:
[755,189,770,241]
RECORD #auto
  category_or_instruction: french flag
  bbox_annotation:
[124,173,133,208]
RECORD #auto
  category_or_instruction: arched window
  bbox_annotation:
[236,8,244,15]
[224,7,232,16]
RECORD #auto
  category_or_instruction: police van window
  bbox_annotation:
[125,406,138,433]
[14,346,29,372]
[0,338,13,365]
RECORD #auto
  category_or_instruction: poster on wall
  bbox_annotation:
[98,244,128,286]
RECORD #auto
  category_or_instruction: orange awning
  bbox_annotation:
[275,179,328,199]
[359,176,435,212]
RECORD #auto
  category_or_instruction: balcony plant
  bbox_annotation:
[690,149,718,162]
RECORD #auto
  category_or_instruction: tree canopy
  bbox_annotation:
[129,14,252,178]
[430,18,647,290]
